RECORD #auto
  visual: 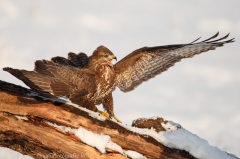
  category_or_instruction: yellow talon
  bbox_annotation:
[113,116,122,123]
[97,110,122,123]
[97,110,110,119]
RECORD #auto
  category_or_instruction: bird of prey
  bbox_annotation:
[3,32,235,122]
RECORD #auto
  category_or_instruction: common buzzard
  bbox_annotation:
[3,32,235,122]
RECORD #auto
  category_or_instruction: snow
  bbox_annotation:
[160,123,233,159]
[118,118,237,159]
[75,126,110,153]
[46,121,110,153]
[105,139,124,154]
[124,150,146,159]
[0,147,33,159]
[65,101,107,121]
[14,115,28,121]
[45,121,145,158]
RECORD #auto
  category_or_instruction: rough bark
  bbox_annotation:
[0,80,195,159]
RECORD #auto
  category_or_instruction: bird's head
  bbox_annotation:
[92,45,117,67]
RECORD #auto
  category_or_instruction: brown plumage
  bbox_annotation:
[3,32,235,122]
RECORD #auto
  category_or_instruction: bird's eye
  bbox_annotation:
[104,55,108,58]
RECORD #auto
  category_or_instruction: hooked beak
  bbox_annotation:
[112,55,117,61]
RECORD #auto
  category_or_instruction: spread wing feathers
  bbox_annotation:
[51,56,75,66]
[45,64,88,87]
[51,52,89,68]
[114,32,235,92]
[34,60,56,76]
[68,52,89,67]
[45,65,95,97]
[4,60,95,98]
[21,70,54,92]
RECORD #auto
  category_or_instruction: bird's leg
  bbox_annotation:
[102,94,122,123]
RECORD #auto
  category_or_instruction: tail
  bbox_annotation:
[3,67,26,81]
[3,67,55,98]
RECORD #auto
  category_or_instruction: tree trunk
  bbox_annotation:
[0,80,195,159]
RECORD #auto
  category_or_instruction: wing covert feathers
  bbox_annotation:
[114,32,235,92]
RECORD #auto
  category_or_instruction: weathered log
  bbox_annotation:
[0,80,195,159]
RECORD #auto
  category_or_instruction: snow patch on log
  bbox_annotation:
[45,121,146,159]
[14,115,28,121]
[124,150,146,159]
[119,118,237,159]
[65,101,107,121]
[75,127,116,154]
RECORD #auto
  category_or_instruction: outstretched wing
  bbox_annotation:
[114,32,235,92]
[39,64,95,101]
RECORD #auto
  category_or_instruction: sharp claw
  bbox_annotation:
[113,116,122,123]
[97,110,122,123]
[97,110,110,119]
